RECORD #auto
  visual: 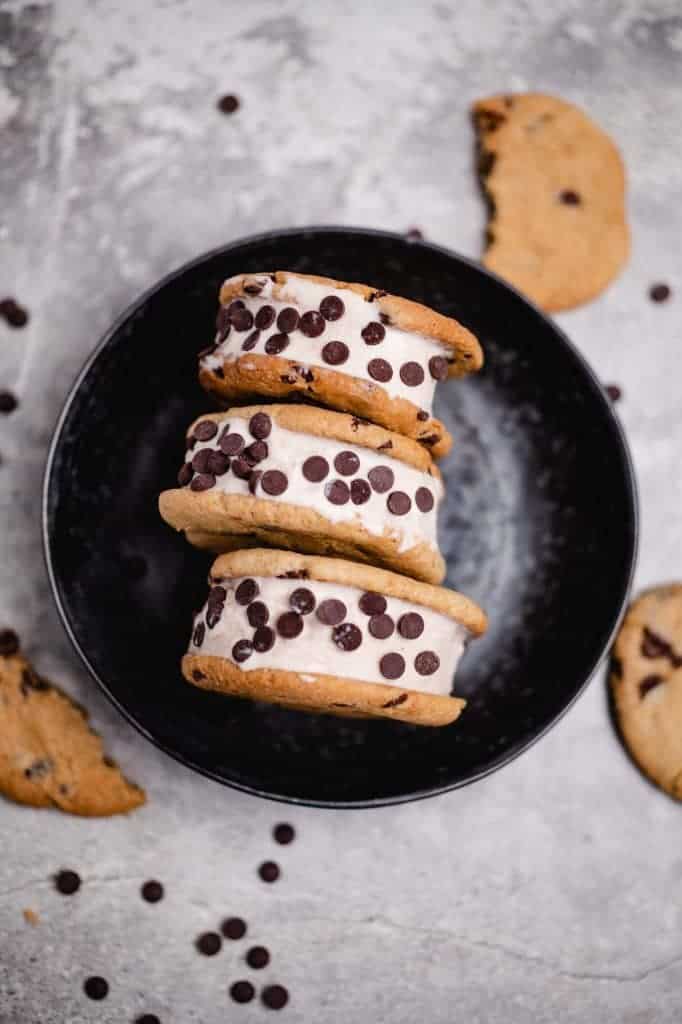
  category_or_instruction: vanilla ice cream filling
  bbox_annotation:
[201,274,452,412]
[182,415,442,554]
[190,576,469,697]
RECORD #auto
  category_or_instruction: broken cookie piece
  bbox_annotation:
[472,92,629,312]
[0,651,145,816]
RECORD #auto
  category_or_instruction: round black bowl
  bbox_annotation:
[43,227,637,807]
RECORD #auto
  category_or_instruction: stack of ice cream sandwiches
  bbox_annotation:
[159,271,487,726]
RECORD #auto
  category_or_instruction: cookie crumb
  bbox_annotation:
[23,908,39,926]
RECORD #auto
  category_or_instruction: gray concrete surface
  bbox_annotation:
[1,0,681,1020]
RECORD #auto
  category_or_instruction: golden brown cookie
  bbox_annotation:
[183,548,487,727]
[473,93,630,312]
[159,404,447,583]
[199,271,484,457]
[611,584,682,799]
[0,651,146,816]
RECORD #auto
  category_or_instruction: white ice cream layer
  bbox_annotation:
[190,576,469,697]
[201,274,450,412]
[184,415,442,554]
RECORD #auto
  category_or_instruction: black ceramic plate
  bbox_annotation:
[43,228,637,807]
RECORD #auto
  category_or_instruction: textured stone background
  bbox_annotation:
[1,1,681,1021]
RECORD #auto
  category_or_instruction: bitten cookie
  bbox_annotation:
[0,651,146,816]
[198,271,484,458]
[473,92,629,312]
[159,404,447,583]
[611,584,682,800]
[183,548,487,727]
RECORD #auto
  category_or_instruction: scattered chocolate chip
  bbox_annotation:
[247,601,269,627]
[382,692,408,708]
[236,579,259,605]
[196,932,222,956]
[320,295,344,320]
[207,450,230,476]
[261,984,289,1010]
[249,412,272,439]
[193,622,205,647]
[605,384,622,402]
[277,307,300,333]
[232,639,253,663]
[265,332,290,355]
[639,674,663,698]
[247,946,270,969]
[253,626,275,652]
[190,473,216,492]
[206,602,224,629]
[231,307,254,332]
[316,599,346,626]
[177,462,193,486]
[367,358,392,382]
[195,420,218,441]
[217,94,240,114]
[191,448,213,475]
[55,869,81,895]
[249,470,263,494]
[333,622,362,651]
[324,479,350,505]
[255,305,276,329]
[261,469,288,496]
[322,340,349,365]
[299,310,325,337]
[350,479,371,504]
[359,592,387,616]
[362,322,385,345]
[302,455,329,482]
[135,1015,161,1024]
[415,487,434,512]
[387,491,411,515]
[334,450,360,476]
[0,391,18,414]
[415,650,440,675]
[398,612,424,639]
[244,440,268,464]
[290,588,315,615]
[429,355,449,381]
[259,861,280,883]
[273,823,295,844]
[559,189,580,205]
[0,628,19,656]
[84,976,109,1001]
[277,611,303,639]
[0,297,29,327]
[231,981,256,1004]
[405,227,423,241]
[649,283,671,303]
[368,465,394,493]
[141,880,163,903]
[369,614,394,639]
[380,653,405,679]
[400,361,425,387]
[242,329,261,351]
[222,917,247,940]
[232,456,253,479]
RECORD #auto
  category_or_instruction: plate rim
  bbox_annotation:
[42,224,640,809]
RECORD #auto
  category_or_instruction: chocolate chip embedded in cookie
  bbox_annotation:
[472,93,630,312]
[198,271,485,458]
[611,584,682,799]
[182,548,487,727]
[0,650,145,816]
[159,404,447,584]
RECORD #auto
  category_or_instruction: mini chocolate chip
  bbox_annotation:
[135,1015,161,1024]
[429,355,449,381]
[290,588,315,615]
[400,361,425,387]
[253,626,275,652]
[277,307,300,333]
[316,599,346,626]
[0,391,18,414]
[369,614,394,639]
[0,628,19,656]
[273,823,295,844]
[206,602,224,629]
[247,601,269,627]
[415,487,434,512]
[380,652,405,679]
[242,329,261,351]
[84,976,108,1001]
[362,322,385,345]
[559,189,580,205]
[222,917,247,940]
[261,469,288,495]
[320,295,345,320]
[419,433,439,448]
[236,579,259,604]
[232,639,253,663]
[192,669,205,681]
[177,462,193,486]
[141,880,163,903]
[333,622,362,651]
[249,470,263,494]
[249,412,272,439]
[196,932,222,956]
[195,420,218,441]
[20,667,49,695]
[277,611,303,638]
[0,297,29,327]
[220,431,245,455]
[398,612,424,639]
[641,626,677,662]
[55,870,81,895]
[639,674,664,698]
[25,757,52,781]
[367,358,392,382]
[368,466,394,493]
[416,410,429,421]
[377,440,393,450]
[231,307,254,331]
[325,479,350,505]
[231,981,255,1004]
[334,450,360,476]
[649,283,671,303]
[259,861,280,882]
[244,440,268,463]
[255,305,276,329]
[611,656,623,679]
[193,622,205,647]
[606,384,622,402]
[415,650,440,675]
[359,592,387,616]
[379,312,392,325]
[207,450,230,476]
[265,332,290,355]
[387,491,411,515]
[299,310,325,337]
[322,340,349,365]
[191,448,213,474]
[247,946,270,969]
[217,93,240,114]
[382,692,408,708]
[232,456,253,479]
[262,984,289,1010]
[244,280,263,296]
[405,227,423,240]
[190,473,216,491]
[351,478,371,504]
[302,455,329,482]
